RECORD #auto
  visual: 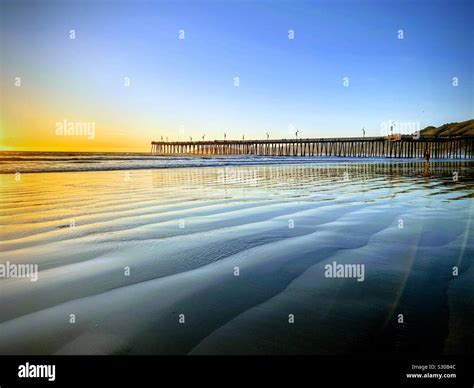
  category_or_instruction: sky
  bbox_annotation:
[1,0,473,152]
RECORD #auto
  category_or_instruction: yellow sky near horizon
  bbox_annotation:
[1,93,161,152]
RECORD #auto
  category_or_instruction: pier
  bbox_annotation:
[151,136,474,159]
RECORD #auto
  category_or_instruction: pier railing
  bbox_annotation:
[151,136,474,159]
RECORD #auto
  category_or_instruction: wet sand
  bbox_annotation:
[0,161,473,354]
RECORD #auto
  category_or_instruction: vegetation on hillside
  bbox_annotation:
[420,119,474,137]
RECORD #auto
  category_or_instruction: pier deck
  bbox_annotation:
[151,136,474,159]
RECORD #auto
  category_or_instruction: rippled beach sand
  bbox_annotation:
[0,161,473,355]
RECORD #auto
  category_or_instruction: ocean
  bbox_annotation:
[0,151,465,174]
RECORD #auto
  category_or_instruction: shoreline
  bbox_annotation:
[1,156,473,175]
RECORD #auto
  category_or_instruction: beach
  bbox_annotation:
[0,157,473,355]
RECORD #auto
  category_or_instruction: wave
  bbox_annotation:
[0,152,440,174]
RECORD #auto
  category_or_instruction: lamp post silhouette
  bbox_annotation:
[224,133,226,140]
[242,134,245,140]
[266,132,269,140]
[295,130,299,139]
[202,134,205,141]
[362,128,365,137]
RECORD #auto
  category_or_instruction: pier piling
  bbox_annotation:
[150,136,474,159]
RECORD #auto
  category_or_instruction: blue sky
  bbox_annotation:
[1,0,473,150]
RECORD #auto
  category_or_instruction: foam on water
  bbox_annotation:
[0,151,455,174]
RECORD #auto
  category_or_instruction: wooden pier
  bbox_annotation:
[151,136,474,159]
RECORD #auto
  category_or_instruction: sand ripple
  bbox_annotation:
[0,162,473,354]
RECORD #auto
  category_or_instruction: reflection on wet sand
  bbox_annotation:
[151,161,473,198]
[0,161,473,355]
[424,161,431,178]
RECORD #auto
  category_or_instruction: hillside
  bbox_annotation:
[420,119,474,137]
